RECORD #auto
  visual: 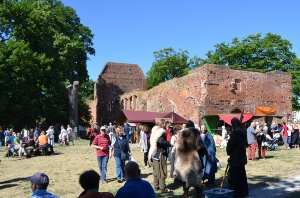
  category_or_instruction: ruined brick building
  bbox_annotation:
[93,62,146,124]
[91,63,292,127]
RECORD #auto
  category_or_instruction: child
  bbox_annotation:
[220,126,228,148]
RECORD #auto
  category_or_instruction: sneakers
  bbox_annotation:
[287,147,290,150]
[102,180,107,184]
[145,165,150,169]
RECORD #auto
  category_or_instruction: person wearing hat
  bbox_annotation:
[92,126,111,184]
[29,172,59,198]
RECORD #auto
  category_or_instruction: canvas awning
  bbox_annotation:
[218,113,254,126]
[163,112,187,124]
[115,110,187,124]
[256,106,276,115]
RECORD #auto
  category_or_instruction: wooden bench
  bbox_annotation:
[34,147,48,156]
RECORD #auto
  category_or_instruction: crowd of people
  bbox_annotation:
[1,124,77,159]
[88,119,221,198]
[3,118,300,198]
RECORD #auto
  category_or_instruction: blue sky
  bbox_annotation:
[61,0,300,81]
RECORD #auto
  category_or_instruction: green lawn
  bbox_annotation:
[0,140,299,198]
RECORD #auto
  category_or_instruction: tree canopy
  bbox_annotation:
[146,47,200,89]
[0,0,95,129]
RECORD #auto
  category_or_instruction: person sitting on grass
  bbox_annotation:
[14,132,25,159]
[115,161,155,198]
[78,170,114,198]
[24,135,36,158]
[28,172,59,198]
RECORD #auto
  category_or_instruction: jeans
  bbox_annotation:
[48,138,54,146]
[283,136,289,148]
[0,139,2,148]
[114,156,125,180]
[40,144,54,153]
[97,155,109,182]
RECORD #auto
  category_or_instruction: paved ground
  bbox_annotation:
[248,175,300,198]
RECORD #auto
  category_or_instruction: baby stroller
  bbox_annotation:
[265,134,280,151]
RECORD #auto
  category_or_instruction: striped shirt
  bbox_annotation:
[93,134,111,156]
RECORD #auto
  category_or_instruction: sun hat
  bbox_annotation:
[100,126,106,130]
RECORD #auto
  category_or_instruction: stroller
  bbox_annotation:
[265,133,280,151]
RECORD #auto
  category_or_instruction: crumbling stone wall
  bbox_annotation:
[95,62,146,124]
[121,64,292,124]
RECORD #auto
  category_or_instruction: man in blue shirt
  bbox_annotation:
[115,161,156,198]
[123,123,130,142]
[29,172,59,198]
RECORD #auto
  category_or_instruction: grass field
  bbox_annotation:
[1,139,300,198]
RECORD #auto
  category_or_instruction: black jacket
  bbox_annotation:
[156,133,171,157]
[227,118,248,167]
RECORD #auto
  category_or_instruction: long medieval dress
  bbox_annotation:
[292,128,299,146]
[227,118,249,198]
[201,132,217,184]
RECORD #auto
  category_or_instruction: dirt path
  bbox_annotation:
[248,174,300,198]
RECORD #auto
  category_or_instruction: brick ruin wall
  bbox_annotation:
[121,64,292,125]
[94,62,146,125]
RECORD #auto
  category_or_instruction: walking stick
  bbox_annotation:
[220,162,229,187]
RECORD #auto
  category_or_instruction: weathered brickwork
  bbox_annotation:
[120,64,292,125]
[94,62,146,124]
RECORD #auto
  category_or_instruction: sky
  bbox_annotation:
[61,0,300,81]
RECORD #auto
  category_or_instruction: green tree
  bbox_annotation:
[0,0,95,129]
[202,33,300,109]
[146,47,201,89]
[80,79,95,101]
[78,79,95,127]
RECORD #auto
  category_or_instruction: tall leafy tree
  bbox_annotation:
[78,79,95,127]
[146,47,200,89]
[202,33,300,109]
[0,0,95,130]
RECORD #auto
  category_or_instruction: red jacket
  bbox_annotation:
[92,134,111,156]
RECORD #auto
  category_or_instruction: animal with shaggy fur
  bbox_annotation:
[175,128,203,189]
[148,125,166,165]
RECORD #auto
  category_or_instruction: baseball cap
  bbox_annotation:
[28,172,49,187]
[100,126,106,130]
